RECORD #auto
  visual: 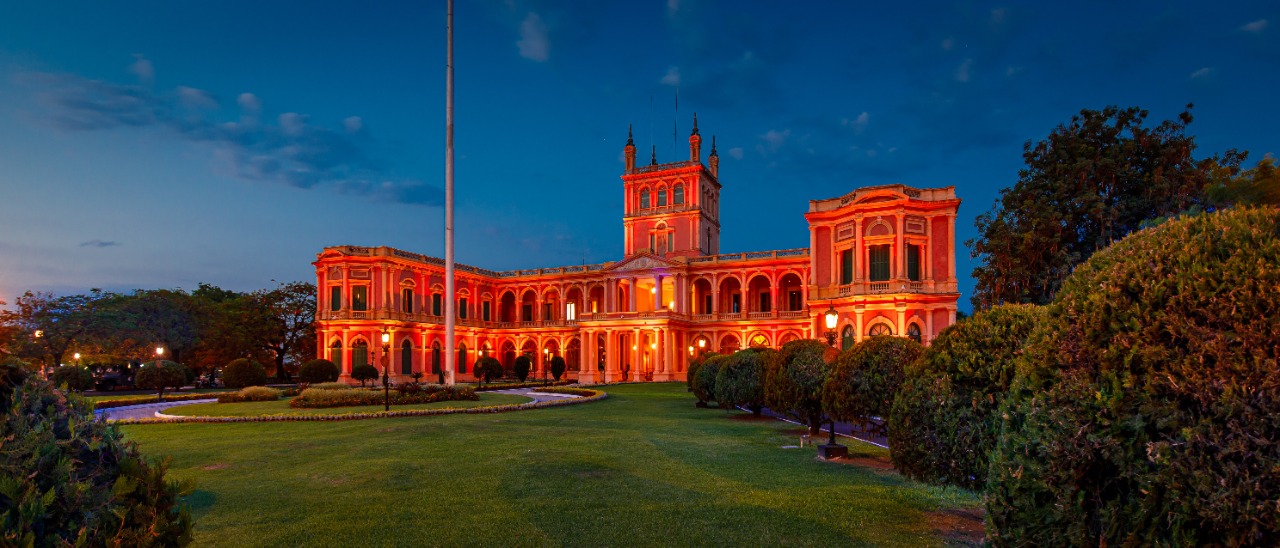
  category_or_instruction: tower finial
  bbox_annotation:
[710,135,718,156]
[692,112,699,136]
[650,145,657,165]
[627,124,634,146]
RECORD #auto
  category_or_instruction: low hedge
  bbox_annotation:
[307,382,356,391]
[532,387,595,397]
[289,385,478,409]
[217,386,281,403]
[93,392,236,410]
[473,380,572,392]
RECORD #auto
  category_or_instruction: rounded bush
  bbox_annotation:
[474,357,504,383]
[823,336,922,437]
[887,304,1042,491]
[50,365,94,392]
[692,354,728,404]
[550,356,566,381]
[764,339,833,435]
[986,208,1280,545]
[297,359,340,384]
[309,381,354,390]
[1,372,193,544]
[222,359,269,389]
[715,349,772,415]
[135,361,188,399]
[350,364,380,386]
[513,355,532,381]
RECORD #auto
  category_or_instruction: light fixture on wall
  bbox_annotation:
[823,304,839,347]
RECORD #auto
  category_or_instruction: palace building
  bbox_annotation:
[313,118,961,384]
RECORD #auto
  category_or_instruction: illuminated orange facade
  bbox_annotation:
[314,118,961,383]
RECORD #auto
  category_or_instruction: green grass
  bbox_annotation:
[83,388,230,402]
[123,383,979,547]
[164,392,532,416]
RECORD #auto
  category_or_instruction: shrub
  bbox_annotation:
[691,354,728,406]
[297,359,340,384]
[50,365,94,392]
[396,382,423,396]
[686,352,717,395]
[715,349,772,416]
[1,368,194,545]
[289,384,478,409]
[550,355,566,381]
[986,208,1280,545]
[350,364,380,387]
[217,386,281,403]
[823,336,922,437]
[223,358,269,389]
[135,360,189,400]
[888,304,1042,491]
[513,355,532,381]
[474,357,504,384]
[764,339,833,435]
[308,381,353,390]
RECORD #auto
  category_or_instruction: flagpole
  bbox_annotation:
[444,0,457,385]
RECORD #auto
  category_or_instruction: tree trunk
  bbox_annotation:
[276,352,287,383]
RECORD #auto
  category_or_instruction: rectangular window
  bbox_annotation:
[459,298,468,319]
[658,190,667,206]
[907,244,921,281]
[788,290,802,311]
[840,249,854,285]
[352,286,367,311]
[432,294,442,316]
[542,303,553,321]
[402,288,413,313]
[703,295,712,314]
[330,286,341,311]
[759,292,771,313]
[640,191,650,208]
[566,302,576,321]
[731,294,741,313]
[650,233,656,252]
[482,301,491,322]
[667,234,674,252]
[870,245,891,281]
[521,304,533,322]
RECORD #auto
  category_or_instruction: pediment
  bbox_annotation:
[606,252,678,272]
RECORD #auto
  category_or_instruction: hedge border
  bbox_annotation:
[92,392,238,410]
[112,389,608,425]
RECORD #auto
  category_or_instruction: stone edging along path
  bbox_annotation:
[108,388,607,425]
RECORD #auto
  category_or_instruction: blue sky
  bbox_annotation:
[1,1,1276,311]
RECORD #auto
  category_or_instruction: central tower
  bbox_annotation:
[620,114,722,258]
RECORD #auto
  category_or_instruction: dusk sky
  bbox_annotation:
[1,1,1276,311]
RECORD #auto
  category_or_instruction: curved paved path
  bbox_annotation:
[96,388,580,421]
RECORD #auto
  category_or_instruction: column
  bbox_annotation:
[853,218,864,283]
[896,211,905,280]
[342,267,351,310]
[655,275,665,311]
[535,296,543,322]
[809,227,817,285]
[631,327,641,381]
[896,305,906,338]
[854,309,865,344]
[925,311,934,346]
[629,277,638,312]
[947,215,957,282]
[770,272,779,318]
[924,216,934,282]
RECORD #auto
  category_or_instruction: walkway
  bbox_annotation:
[95,399,218,421]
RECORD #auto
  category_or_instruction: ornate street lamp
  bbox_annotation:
[543,348,550,385]
[380,327,391,412]
[823,304,839,347]
[155,346,164,367]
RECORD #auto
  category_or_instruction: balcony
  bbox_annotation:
[809,280,956,300]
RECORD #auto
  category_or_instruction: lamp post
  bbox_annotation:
[155,346,164,367]
[823,304,839,347]
[543,348,550,385]
[380,328,391,412]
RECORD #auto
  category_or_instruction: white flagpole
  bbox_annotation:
[444,0,456,385]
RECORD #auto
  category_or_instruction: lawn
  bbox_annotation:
[164,392,532,416]
[84,388,230,402]
[122,383,979,547]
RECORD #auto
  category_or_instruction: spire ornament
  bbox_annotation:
[692,113,699,136]
[651,145,657,165]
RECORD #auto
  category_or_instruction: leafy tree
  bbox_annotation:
[0,290,110,371]
[715,349,772,416]
[1,368,194,545]
[113,289,199,365]
[297,359,340,384]
[822,336,922,438]
[351,364,379,387]
[968,105,1238,309]
[187,284,267,373]
[222,358,269,389]
[249,281,316,382]
[134,361,188,401]
[1204,155,1280,209]
[49,365,94,392]
[764,339,833,435]
[513,355,532,381]
[549,355,566,381]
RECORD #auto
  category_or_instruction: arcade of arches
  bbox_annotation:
[315,120,961,383]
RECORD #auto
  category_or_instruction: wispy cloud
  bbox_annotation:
[517,13,550,62]
[661,66,681,86]
[1190,67,1213,79]
[1241,19,1268,33]
[80,240,120,248]
[955,58,974,82]
[19,59,441,207]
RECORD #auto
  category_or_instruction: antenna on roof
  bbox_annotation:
[673,87,679,161]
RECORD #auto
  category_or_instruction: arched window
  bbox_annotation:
[400,340,413,375]
[840,325,854,350]
[673,184,684,204]
[640,189,650,209]
[457,343,468,374]
[431,342,442,375]
[352,340,369,368]
[331,340,343,371]
[907,323,922,344]
[658,189,668,206]
[869,323,894,337]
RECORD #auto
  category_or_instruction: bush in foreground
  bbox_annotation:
[222,358,268,389]
[297,359,340,384]
[217,386,282,403]
[986,208,1280,545]
[764,339,833,435]
[135,361,189,400]
[823,336,921,437]
[715,349,772,416]
[50,365,94,392]
[888,304,1042,491]
[0,363,194,545]
[692,354,728,406]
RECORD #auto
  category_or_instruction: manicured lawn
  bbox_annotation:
[123,383,979,546]
[165,392,532,416]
